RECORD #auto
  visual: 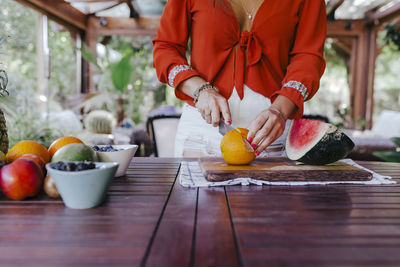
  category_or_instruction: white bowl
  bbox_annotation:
[46,162,119,209]
[95,144,138,177]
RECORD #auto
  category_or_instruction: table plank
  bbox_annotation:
[145,168,198,267]
[226,161,400,266]
[0,158,399,267]
[0,158,181,267]
[194,187,240,267]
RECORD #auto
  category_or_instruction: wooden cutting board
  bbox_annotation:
[200,157,373,182]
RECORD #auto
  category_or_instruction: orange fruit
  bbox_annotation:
[48,136,84,158]
[220,128,255,165]
[19,153,46,170]
[6,140,51,163]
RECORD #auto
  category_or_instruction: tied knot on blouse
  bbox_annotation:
[235,31,263,99]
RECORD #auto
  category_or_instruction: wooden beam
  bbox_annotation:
[327,19,365,38]
[349,37,358,129]
[366,2,400,25]
[84,25,98,92]
[365,28,378,129]
[346,23,379,130]
[14,0,87,31]
[354,28,369,129]
[88,16,160,36]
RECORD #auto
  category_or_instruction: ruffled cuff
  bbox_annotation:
[168,64,202,102]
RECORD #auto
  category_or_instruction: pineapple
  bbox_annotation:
[0,108,7,154]
[0,69,8,154]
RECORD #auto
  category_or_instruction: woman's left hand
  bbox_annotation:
[246,95,298,156]
[246,107,287,155]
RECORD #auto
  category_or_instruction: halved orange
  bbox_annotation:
[220,128,255,165]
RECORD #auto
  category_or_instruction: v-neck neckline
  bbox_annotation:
[223,0,266,34]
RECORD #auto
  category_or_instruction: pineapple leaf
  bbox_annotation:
[0,70,9,97]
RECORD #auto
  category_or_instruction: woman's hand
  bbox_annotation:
[195,88,231,126]
[247,95,297,155]
[177,76,231,126]
[246,107,286,155]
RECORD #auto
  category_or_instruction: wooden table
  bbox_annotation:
[0,158,399,266]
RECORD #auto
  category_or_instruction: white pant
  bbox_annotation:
[174,86,290,157]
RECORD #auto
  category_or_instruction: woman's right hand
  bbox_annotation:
[195,88,231,127]
[177,76,231,127]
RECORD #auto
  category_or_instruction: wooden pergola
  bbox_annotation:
[12,0,400,129]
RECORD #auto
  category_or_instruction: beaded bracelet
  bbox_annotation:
[193,82,217,104]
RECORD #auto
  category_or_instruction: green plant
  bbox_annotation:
[81,44,133,125]
[0,36,9,98]
[0,84,62,148]
[384,20,400,51]
[373,137,400,162]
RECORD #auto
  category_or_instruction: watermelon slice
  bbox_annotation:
[285,118,355,165]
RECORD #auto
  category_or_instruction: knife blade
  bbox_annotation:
[218,120,235,136]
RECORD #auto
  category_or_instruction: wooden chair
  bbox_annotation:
[146,114,181,157]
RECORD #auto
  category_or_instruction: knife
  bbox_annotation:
[218,119,235,136]
[218,120,284,153]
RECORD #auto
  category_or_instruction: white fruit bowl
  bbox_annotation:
[95,144,138,177]
[46,162,119,209]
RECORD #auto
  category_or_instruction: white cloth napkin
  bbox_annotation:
[179,159,395,187]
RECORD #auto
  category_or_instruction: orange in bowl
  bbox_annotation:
[220,128,255,165]
[6,140,51,163]
[48,136,84,158]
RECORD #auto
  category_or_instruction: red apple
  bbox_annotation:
[0,158,44,200]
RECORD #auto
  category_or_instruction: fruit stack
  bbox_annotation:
[0,136,96,200]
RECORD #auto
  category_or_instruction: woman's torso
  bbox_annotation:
[189,0,303,99]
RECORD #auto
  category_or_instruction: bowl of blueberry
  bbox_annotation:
[93,144,138,177]
[46,161,119,209]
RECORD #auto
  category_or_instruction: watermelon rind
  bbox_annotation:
[297,128,354,165]
[286,119,355,165]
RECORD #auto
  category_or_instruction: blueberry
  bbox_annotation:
[94,144,120,152]
[51,161,97,172]
[51,161,67,170]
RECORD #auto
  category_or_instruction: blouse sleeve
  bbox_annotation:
[270,0,326,119]
[152,0,202,102]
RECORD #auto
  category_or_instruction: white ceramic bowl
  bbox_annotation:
[95,144,138,177]
[46,162,119,209]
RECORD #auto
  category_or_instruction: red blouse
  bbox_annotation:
[153,0,326,119]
